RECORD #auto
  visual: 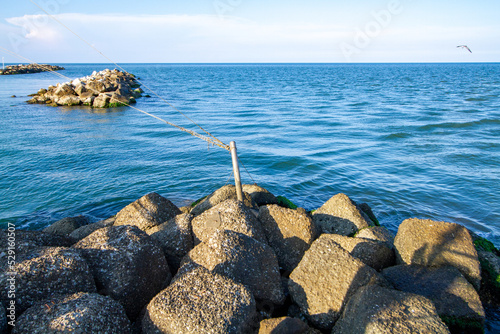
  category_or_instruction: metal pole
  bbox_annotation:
[230,141,244,202]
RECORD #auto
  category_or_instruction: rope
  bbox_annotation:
[238,156,258,185]
[28,0,227,150]
[0,45,229,150]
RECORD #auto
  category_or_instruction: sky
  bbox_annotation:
[0,0,499,63]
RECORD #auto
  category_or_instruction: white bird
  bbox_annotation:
[457,45,472,53]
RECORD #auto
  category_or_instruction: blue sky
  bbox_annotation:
[1,0,499,63]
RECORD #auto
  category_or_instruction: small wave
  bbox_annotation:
[347,101,370,107]
[382,132,412,140]
[418,118,500,131]
[465,96,493,102]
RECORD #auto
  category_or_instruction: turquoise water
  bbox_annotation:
[1,63,499,248]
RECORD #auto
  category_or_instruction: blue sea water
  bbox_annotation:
[1,63,499,246]
[1,62,500,331]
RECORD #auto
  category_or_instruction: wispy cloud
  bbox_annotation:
[2,12,499,63]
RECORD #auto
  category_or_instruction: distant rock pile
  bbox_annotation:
[1,185,499,333]
[0,63,64,75]
[27,69,143,108]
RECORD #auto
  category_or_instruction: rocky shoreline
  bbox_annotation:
[27,69,143,108]
[1,185,499,333]
[0,64,64,75]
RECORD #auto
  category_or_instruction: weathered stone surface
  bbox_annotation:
[258,204,319,272]
[0,229,74,253]
[332,285,450,334]
[394,218,481,290]
[355,226,395,248]
[242,184,278,206]
[288,234,388,330]
[258,316,317,334]
[147,213,194,272]
[55,94,81,106]
[114,192,181,232]
[69,216,115,241]
[191,199,267,245]
[93,92,111,108]
[478,251,500,305]
[73,225,170,319]
[358,202,380,225]
[191,185,256,216]
[312,193,372,236]
[0,247,96,313]
[74,83,88,96]
[382,264,484,332]
[143,266,257,334]
[110,92,130,105]
[43,215,91,236]
[179,229,284,304]
[86,80,107,94]
[54,83,76,97]
[13,292,131,334]
[0,303,7,334]
[321,234,395,271]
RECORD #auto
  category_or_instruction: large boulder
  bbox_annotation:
[1,301,8,334]
[86,80,106,95]
[478,250,500,304]
[69,216,115,241]
[258,316,318,334]
[394,218,481,290]
[114,192,181,232]
[53,83,75,97]
[288,234,388,330]
[93,93,111,108]
[142,266,257,334]
[258,205,319,272]
[12,292,131,334]
[382,265,485,332]
[312,193,372,236]
[72,225,170,319]
[321,234,395,271]
[55,94,81,106]
[147,213,194,272]
[332,285,450,334]
[179,229,284,304]
[242,184,278,206]
[0,229,74,253]
[43,215,91,236]
[190,185,256,216]
[110,92,130,105]
[74,82,88,96]
[355,226,395,248]
[0,247,96,313]
[191,199,267,245]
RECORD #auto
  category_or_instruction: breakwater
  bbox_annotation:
[26,69,143,108]
[0,64,64,75]
[1,185,499,333]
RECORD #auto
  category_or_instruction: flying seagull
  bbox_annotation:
[457,45,472,53]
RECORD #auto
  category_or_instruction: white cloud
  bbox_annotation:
[2,12,499,63]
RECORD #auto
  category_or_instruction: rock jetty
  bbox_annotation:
[1,185,499,333]
[0,63,64,75]
[27,69,143,108]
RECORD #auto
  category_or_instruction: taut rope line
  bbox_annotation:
[0,45,229,150]
[28,0,228,150]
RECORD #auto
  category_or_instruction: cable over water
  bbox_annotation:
[0,45,230,151]
[28,0,228,151]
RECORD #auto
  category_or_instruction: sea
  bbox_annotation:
[1,62,500,329]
